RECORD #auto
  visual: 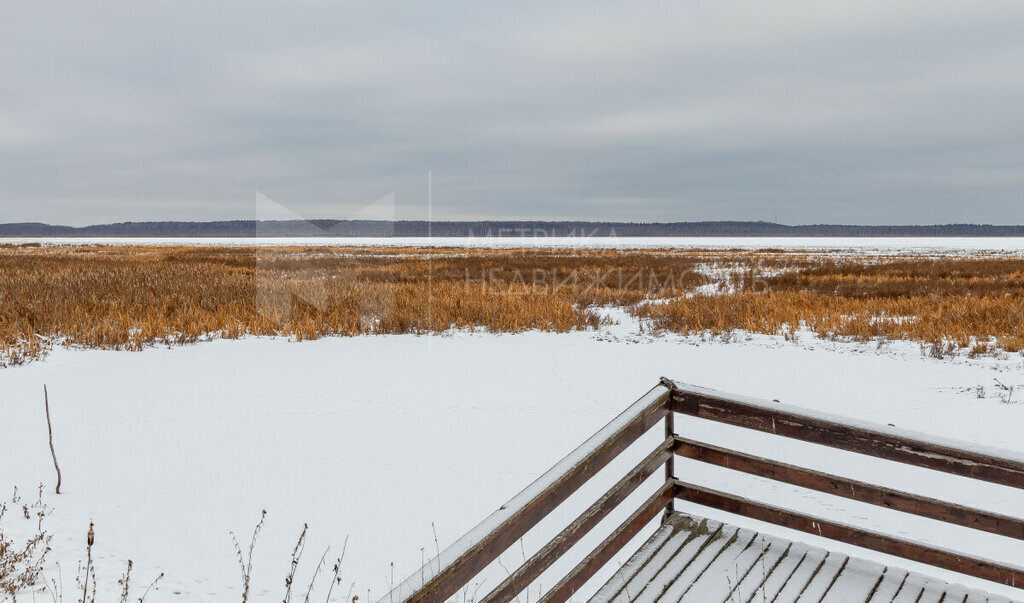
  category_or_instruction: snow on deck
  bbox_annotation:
[591,513,1021,603]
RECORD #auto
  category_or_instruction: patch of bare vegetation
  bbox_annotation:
[231,510,350,603]
[2,488,344,601]
[0,245,704,362]
[633,255,1024,353]
[0,486,50,600]
[2,245,1023,362]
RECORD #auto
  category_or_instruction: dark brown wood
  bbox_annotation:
[674,436,1024,541]
[538,482,674,603]
[670,390,1024,489]
[405,391,669,603]
[672,480,1024,591]
[664,411,675,516]
[392,381,1024,603]
[480,438,674,603]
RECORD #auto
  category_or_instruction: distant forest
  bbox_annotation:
[2,220,1024,237]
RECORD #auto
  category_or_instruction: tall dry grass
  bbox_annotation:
[0,245,705,363]
[633,291,1024,351]
[2,244,1023,363]
[633,255,1024,352]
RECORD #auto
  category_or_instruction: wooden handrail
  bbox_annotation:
[381,384,670,603]
[664,379,1024,489]
[673,435,1024,540]
[387,380,1024,602]
[480,437,674,603]
[538,483,675,603]
[673,479,1024,589]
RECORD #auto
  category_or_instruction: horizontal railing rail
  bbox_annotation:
[386,379,1024,602]
[662,379,1024,593]
[672,480,1024,589]
[479,437,674,603]
[665,379,1024,489]
[673,435,1024,540]
[538,483,675,603]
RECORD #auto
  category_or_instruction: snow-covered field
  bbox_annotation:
[3,307,1024,602]
[7,236,1024,254]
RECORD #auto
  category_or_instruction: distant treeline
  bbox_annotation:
[2,220,1024,237]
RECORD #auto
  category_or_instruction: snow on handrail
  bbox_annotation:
[664,378,1024,471]
[383,379,1024,603]
[380,382,671,603]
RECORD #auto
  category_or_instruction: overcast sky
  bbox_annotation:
[2,1,1024,226]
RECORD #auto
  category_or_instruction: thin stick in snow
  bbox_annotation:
[44,385,62,494]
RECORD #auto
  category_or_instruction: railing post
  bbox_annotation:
[663,408,675,521]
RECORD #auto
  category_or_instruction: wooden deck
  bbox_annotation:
[592,513,1020,603]
[383,381,1024,603]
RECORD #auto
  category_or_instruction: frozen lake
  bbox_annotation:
[6,236,1024,254]
[3,313,1024,601]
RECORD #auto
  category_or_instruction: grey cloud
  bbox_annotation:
[1,1,1023,225]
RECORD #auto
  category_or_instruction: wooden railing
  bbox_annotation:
[382,379,1024,603]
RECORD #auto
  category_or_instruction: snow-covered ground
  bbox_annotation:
[3,312,1024,601]
[6,236,1024,254]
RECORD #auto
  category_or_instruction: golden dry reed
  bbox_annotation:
[1,244,1023,364]
[632,254,1024,353]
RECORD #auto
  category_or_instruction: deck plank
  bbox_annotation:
[609,516,724,602]
[942,583,972,603]
[763,543,831,602]
[633,523,744,602]
[589,512,1020,603]
[590,516,688,602]
[727,537,792,602]
[866,566,910,602]
[820,556,887,602]
[890,571,930,602]
[792,550,849,601]
[659,526,760,601]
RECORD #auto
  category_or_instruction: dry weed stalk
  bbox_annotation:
[231,509,267,603]
[283,523,308,602]
[231,511,344,603]
[322,537,348,603]
[43,386,62,495]
[117,560,132,603]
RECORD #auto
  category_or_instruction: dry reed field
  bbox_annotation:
[1,244,1023,364]
[632,255,1024,354]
